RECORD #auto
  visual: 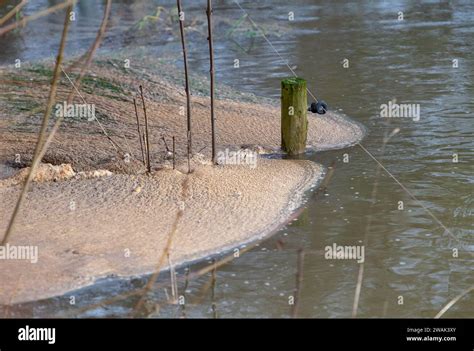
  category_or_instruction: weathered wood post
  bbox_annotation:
[281,77,308,155]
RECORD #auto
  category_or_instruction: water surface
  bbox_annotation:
[1,0,472,318]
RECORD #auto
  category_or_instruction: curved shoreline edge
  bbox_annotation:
[0,116,364,305]
[0,159,329,305]
[134,160,327,279]
[0,58,366,305]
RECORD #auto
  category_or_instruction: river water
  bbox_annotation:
[1,0,472,318]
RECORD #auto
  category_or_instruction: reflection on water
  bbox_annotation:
[1,0,473,318]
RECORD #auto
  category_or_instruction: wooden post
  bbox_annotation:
[281,77,308,155]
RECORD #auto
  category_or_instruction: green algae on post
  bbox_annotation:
[281,77,308,155]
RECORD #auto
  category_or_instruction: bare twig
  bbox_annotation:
[142,132,148,164]
[0,0,76,36]
[172,136,176,170]
[435,285,474,319]
[66,0,111,97]
[206,0,216,164]
[132,210,181,315]
[177,0,192,154]
[168,254,177,303]
[131,177,190,316]
[181,267,189,318]
[31,0,118,164]
[0,0,28,27]
[1,4,73,246]
[352,261,365,318]
[352,127,399,318]
[291,249,304,318]
[162,136,170,153]
[60,66,123,154]
[187,130,191,174]
[2,0,114,250]
[133,98,146,165]
[65,235,258,317]
[211,259,218,318]
[139,85,152,173]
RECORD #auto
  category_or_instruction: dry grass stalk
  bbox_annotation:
[206,0,216,164]
[0,0,28,27]
[0,0,76,36]
[133,98,146,165]
[139,85,152,173]
[1,4,73,246]
[435,285,474,319]
[291,249,304,318]
[177,0,192,154]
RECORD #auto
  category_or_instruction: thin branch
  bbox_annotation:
[177,0,192,154]
[187,130,191,174]
[161,136,170,153]
[0,0,76,36]
[139,85,152,173]
[180,267,189,318]
[63,234,258,317]
[133,98,146,166]
[211,259,218,318]
[352,128,398,317]
[435,285,474,319]
[168,254,177,302]
[62,66,123,153]
[1,4,73,245]
[142,132,148,165]
[2,0,114,249]
[0,0,28,27]
[291,249,304,318]
[34,0,118,164]
[66,0,111,98]
[172,136,176,170]
[131,177,190,316]
[206,0,216,164]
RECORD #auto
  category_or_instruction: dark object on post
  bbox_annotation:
[308,101,328,114]
[281,77,308,155]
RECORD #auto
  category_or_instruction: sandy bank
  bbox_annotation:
[0,58,365,304]
[0,59,364,171]
[0,159,323,304]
